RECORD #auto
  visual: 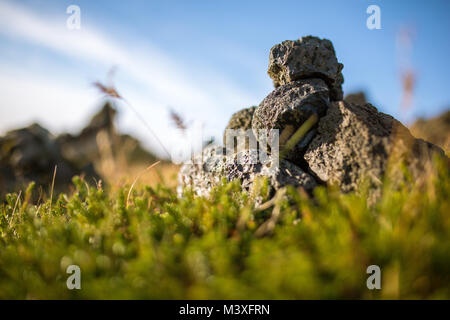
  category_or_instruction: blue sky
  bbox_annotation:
[0,0,449,157]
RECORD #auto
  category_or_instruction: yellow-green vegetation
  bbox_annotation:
[0,158,449,299]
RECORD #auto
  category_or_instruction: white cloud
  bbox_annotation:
[0,0,259,157]
[0,66,99,134]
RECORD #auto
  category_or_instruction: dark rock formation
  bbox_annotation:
[252,79,329,164]
[410,109,450,154]
[0,123,98,196]
[1,101,159,197]
[344,91,367,106]
[57,102,158,169]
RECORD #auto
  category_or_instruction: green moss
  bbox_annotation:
[0,159,449,299]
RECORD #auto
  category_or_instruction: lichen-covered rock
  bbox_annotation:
[224,107,256,133]
[268,36,344,101]
[177,146,317,197]
[252,79,329,165]
[177,144,225,197]
[224,150,317,193]
[223,106,257,151]
[304,101,447,199]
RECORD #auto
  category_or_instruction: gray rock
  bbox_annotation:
[179,36,449,204]
[224,150,317,193]
[177,145,317,197]
[304,101,447,199]
[224,107,256,133]
[252,79,329,165]
[177,145,225,197]
[223,106,257,151]
[268,36,344,101]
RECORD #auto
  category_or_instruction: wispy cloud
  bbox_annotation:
[0,64,98,133]
[0,0,258,156]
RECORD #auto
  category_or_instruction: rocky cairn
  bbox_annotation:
[178,36,447,200]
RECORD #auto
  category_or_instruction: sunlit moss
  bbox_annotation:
[0,158,449,299]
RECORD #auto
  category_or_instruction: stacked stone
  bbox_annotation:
[179,36,341,196]
[267,36,344,100]
[177,144,317,198]
[178,36,447,200]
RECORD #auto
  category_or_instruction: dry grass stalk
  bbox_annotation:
[10,190,22,227]
[49,165,57,214]
[126,160,161,207]
[280,114,318,160]
[255,188,287,237]
[92,79,171,159]
[169,108,187,131]
[92,81,122,99]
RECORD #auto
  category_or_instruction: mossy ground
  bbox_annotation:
[0,158,449,299]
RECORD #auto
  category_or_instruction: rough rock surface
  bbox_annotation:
[224,150,317,193]
[252,79,329,165]
[268,36,344,101]
[177,145,225,197]
[178,145,317,197]
[224,107,256,133]
[304,101,446,195]
[223,106,257,150]
[330,73,344,101]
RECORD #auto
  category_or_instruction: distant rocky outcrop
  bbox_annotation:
[344,91,367,105]
[0,123,98,196]
[0,101,158,196]
[57,102,158,170]
[178,36,448,201]
[410,110,450,155]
